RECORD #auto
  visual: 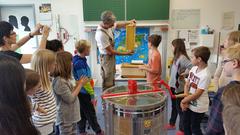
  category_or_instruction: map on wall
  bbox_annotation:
[114,27,150,64]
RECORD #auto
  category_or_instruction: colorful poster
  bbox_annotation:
[115,27,150,64]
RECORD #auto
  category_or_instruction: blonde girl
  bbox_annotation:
[31,49,57,135]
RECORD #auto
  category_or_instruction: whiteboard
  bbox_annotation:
[171,9,200,29]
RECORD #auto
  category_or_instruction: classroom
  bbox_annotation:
[0,0,240,135]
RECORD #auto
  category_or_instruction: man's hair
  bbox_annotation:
[101,10,116,25]
[75,40,91,54]
[191,46,210,64]
[0,21,14,46]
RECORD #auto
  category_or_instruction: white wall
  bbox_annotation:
[167,0,240,77]
[169,0,240,54]
[2,0,240,85]
[0,0,86,52]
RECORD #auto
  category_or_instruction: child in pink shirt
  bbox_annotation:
[139,34,162,83]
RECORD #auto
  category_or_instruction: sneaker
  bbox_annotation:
[165,124,176,130]
[176,130,184,135]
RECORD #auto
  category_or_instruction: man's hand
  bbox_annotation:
[126,50,134,55]
[129,19,136,26]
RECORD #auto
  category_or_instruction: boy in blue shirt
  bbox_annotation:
[72,40,103,135]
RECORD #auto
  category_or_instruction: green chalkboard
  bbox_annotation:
[83,0,125,21]
[127,0,169,20]
[83,0,169,21]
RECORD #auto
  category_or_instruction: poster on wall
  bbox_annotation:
[97,27,150,64]
[178,30,199,49]
[171,9,200,29]
[39,3,53,26]
[222,11,235,30]
[0,5,37,54]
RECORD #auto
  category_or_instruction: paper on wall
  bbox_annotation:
[199,34,214,48]
[171,9,200,29]
[222,11,235,30]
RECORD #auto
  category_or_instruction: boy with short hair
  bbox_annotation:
[72,40,103,135]
[206,44,240,135]
[181,46,211,135]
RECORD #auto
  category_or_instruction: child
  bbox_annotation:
[222,83,240,135]
[72,40,104,135]
[52,51,88,135]
[213,31,240,88]
[206,44,240,135]
[25,68,46,114]
[46,39,64,52]
[181,46,211,135]
[0,54,39,135]
[166,39,192,135]
[31,49,57,135]
[139,34,162,83]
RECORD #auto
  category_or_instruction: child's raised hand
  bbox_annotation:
[42,25,51,38]
[78,76,89,86]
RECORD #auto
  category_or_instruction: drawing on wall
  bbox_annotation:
[0,5,37,54]
[21,16,31,31]
[8,15,18,29]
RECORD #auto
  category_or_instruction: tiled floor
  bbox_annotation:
[88,87,208,135]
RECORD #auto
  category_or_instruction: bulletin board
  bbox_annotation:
[171,9,200,29]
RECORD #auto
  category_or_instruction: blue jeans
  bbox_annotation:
[183,109,204,135]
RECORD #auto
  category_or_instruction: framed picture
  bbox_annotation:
[0,4,38,54]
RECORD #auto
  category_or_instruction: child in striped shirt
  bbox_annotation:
[31,50,57,135]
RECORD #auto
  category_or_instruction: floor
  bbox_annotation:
[87,87,208,135]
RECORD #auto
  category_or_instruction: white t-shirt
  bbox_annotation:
[95,25,114,54]
[188,66,211,113]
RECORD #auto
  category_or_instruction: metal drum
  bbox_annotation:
[102,82,168,135]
